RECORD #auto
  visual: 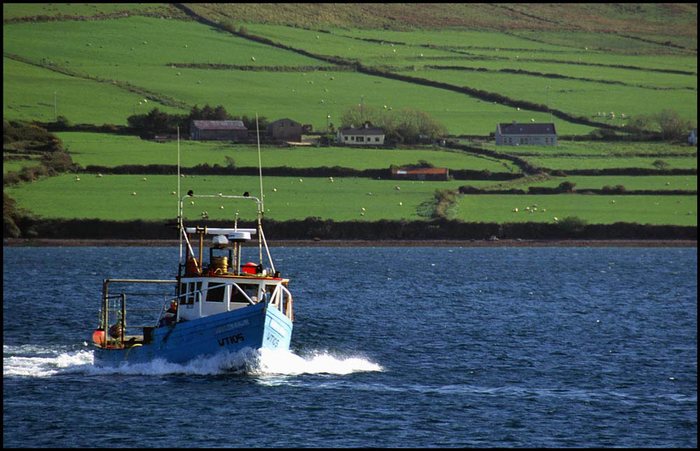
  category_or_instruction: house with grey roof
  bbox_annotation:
[190,120,248,141]
[337,122,385,146]
[495,121,557,146]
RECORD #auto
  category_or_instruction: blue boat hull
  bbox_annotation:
[93,302,292,366]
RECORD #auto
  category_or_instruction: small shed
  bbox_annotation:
[391,167,450,181]
[495,121,557,146]
[267,118,303,142]
[190,120,248,141]
[337,122,385,146]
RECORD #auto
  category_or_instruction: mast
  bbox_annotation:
[177,126,183,265]
[256,113,264,264]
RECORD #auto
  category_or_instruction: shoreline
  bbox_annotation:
[4,238,697,247]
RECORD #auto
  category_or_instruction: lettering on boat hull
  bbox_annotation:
[217,333,245,347]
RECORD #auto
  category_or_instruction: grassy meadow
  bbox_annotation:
[58,132,518,172]
[516,175,697,191]
[3,15,556,134]
[4,173,475,222]
[523,156,697,171]
[3,57,186,124]
[453,194,697,226]
[3,4,697,232]
[3,10,696,133]
[401,68,696,127]
[484,141,698,156]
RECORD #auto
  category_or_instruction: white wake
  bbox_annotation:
[3,344,382,378]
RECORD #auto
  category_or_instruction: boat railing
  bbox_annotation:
[269,284,294,321]
[176,281,261,319]
[99,279,177,348]
[98,277,291,348]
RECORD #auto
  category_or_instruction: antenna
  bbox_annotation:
[177,126,182,263]
[256,113,264,214]
[255,113,264,265]
[177,126,181,214]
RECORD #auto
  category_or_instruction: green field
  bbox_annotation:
[2,3,172,20]
[3,57,186,124]
[3,16,561,134]
[521,175,697,191]
[454,194,697,226]
[523,156,697,171]
[3,4,697,231]
[3,11,696,133]
[402,68,696,127]
[3,158,41,175]
[484,141,698,157]
[58,132,517,172]
[4,174,475,222]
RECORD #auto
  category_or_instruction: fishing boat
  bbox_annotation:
[91,122,293,366]
[91,193,294,366]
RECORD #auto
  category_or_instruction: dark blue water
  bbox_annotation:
[3,246,697,447]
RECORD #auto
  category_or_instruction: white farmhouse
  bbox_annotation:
[495,121,557,146]
[337,122,385,146]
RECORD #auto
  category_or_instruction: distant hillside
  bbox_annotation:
[4,3,697,43]
[185,3,697,38]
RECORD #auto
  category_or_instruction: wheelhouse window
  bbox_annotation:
[181,282,202,305]
[230,283,260,303]
[206,283,225,302]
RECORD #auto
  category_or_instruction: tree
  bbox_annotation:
[657,109,692,141]
[652,159,669,169]
[339,105,447,144]
[558,216,587,234]
[557,181,576,193]
[624,109,692,141]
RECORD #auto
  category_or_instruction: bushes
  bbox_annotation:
[9,217,696,241]
[623,109,694,142]
[3,193,22,238]
[126,105,270,137]
[3,192,37,238]
[431,189,458,219]
[3,121,76,186]
[601,185,626,194]
[528,181,576,194]
[339,105,448,144]
[4,120,63,152]
[557,216,588,234]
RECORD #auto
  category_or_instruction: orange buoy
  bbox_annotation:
[92,329,106,346]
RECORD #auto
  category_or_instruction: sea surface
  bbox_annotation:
[3,246,697,448]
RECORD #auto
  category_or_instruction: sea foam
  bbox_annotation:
[3,344,382,378]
